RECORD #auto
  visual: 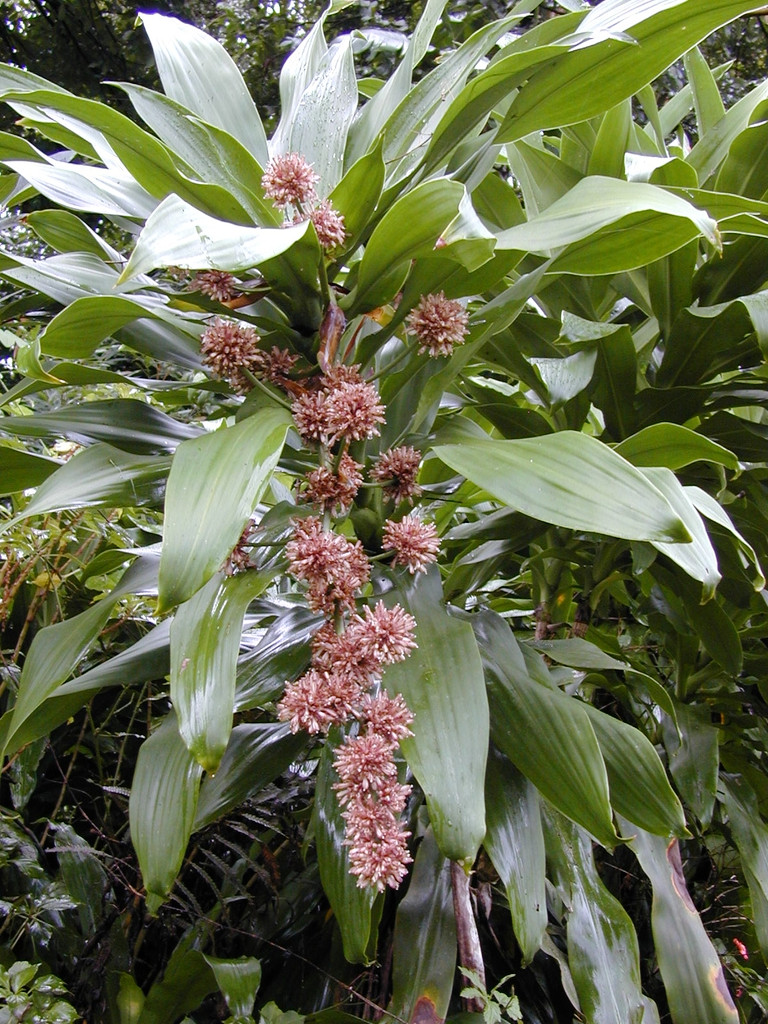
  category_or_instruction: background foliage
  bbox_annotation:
[2,2,768,1023]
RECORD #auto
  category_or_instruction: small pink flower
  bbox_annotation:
[310,200,346,250]
[346,602,417,666]
[371,446,422,504]
[286,517,369,612]
[382,516,440,574]
[277,668,363,735]
[304,453,363,515]
[325,380,386,443]
[333,731,399,804]
[291,391,329,443]
[193,270,239,302]
[260,346,298,383]
[200,317,262,392]
[342,798,412,891]
[733,938,749,961]
[262,152,319,208]
[358,691,414,745]
[406,291,469,357]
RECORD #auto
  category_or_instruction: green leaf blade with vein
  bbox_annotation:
[158,407,291,612]
[381,568,488,866]
[434,431,690,543]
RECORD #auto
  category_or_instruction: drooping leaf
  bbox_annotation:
[473,610,617,849]
[0,443,59,493]
[171,570,272,773]
[721,776,768,960]
[615,424,739,471]
[381,567,488,866]
[129,713,203,914]
[158,406,291,612]
[484,746,547,964]
[628,827,738,1024]
[433,431,690,543]
[202,956,262,1020]
[388,827,456,1024]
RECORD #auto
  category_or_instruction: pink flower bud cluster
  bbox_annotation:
[200,317,297,392]
[262,152,347,252]
[406,291,469,357]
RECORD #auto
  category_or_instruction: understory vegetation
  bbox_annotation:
[2,1,768,1022]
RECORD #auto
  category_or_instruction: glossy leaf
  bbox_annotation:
[484,747,546,964]
[129,714,203,914]
[381,568,488,865]
[1,399,201,454]
[158,407,291,612]
[388,828,456,1024]
[434,431,689,543]
[194,723,306,830]
[138,13,268,165]
[662,702,719,826]
[313,741,382,965]
[119,195,312,282]
[544,809,656,1024]
[202,956,261,1019]
[0,444,58,493]
[39,296,161,358]
[721,776,768,960]
[581,703,688,838]
[473,610,617,849]
[616,424,739,471]
[171,571,272,773]
[628,828,738,1024]
[7,443,170,523]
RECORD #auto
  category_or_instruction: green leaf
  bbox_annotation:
[721,776,768,960]
[581,704,688,838]
[138,13,268,166]
[1,399,200,454]
[484,747,546,964]
[381,568,488,865]
[688,80,768,185]
[345,179,464,315]
[544,809,656,1024]
[615,424,739,471]
[684,46,725,138]
[25,208,121,259]
[498,0,761,143]
[158,407,290,611]
[5,443,170,524]
[118,195,313,282]
[1,600,113,758]
[202,956,261,1020]
[129,714,203,913]
[495,177,720,274]
[39,297,161,359]
[140,942,216,1024]
[0,444,58,493]
[313,741,382,965]
[662,702,719,826]
[641,467,721,598]
[388,827,456,1024]
[628,828,738,1024]
[193,723,305,830]
[473,611,617,849]
[433,431,690,543]
[171,571,272,773]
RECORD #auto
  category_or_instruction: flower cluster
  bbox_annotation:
[193,269,240,303]
[371,445,423,504]
[200,317,298,392]
[286,516,369,613]
[406,291,469,357]
[292,369,386,448]
[382,515,440,574]
[263,152,347,252]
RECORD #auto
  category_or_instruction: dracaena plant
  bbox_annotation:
[2,1,768,1022]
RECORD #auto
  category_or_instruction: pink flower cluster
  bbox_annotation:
[200,317,297,392]
[406,291,469,357]
[292,368,386,447]
[262,152,347,252]
[286,516,369,613]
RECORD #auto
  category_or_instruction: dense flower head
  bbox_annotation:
[333,731,399,801]
[286,516,370,612]
[310,200,347,250]
[260,346,299,383]
[193,270,239,302]
[344,801,413,891]
[262,151,319,208]
[200,317,262,392]
[304,453,363,515]
[291,377,385,446]
[358,691,414,745]
[371,446,423,504]
[346,602,417,666]
[321,364,364,389]
[277,668,363,734]
[383,516,440,574]
[406,291,469,357]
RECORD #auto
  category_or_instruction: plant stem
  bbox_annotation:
[451,860,485,1014]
